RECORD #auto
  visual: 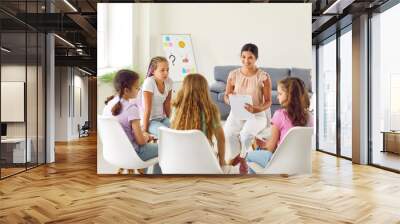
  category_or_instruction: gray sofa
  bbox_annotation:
[209,66,312,120]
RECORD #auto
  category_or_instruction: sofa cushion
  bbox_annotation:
[215,101,231,120]
[271,90,279,105]
[210,91,219,102]
[210,91,230,120]
[214,66,240,83]
[210,81,226,93]
[290,67,312,93]
[217,92,226,102]
[263,68,290,90]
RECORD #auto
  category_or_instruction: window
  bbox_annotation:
[0,2,46,179]
[339,28,352,158]
[317,36,337,154]
[371,3,400,171]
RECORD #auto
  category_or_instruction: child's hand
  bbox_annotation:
[143,132,151,143]
[149,135,158,143]
[255,138,268,148]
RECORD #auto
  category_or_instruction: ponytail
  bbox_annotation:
[105,69,140,116]
[111,90,124,116]
[105,95,115,105]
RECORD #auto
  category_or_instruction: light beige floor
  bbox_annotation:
[0,135,400,223]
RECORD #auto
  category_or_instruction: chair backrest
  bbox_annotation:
[158,127,223,174]
[98,115,150,169]
[264,127,314,175]
[82,121,90,129]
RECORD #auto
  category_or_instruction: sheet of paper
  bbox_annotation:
[229,94,255,120]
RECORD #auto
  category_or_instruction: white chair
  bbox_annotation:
[248,127,314,175]
[98,115,158,172]
[158,127,223,174]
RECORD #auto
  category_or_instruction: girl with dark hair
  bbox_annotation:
[246,77,313,173]
[103,69,161,174]
[223,43,272,174]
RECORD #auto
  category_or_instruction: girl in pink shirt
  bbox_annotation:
[246,77,313,173]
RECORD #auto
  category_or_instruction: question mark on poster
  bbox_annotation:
[169,54,176,66]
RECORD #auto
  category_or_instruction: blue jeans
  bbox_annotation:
[246,148,273,174]
[148,117,171,138]
[137,143,162,174]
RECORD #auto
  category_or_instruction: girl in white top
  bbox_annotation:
[141,56,173,137]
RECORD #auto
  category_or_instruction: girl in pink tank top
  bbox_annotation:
[246,77,313,173]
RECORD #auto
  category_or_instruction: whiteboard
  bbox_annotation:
[1,82,25,122]
[161,34,197,81]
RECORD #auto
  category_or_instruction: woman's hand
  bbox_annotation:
[224,75,235,105]
[244,103,259,114]
[224,93,235,105]
[224,94,230,105]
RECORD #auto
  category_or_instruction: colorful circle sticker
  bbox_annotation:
[178,41,186,48]
[165,36,170,41]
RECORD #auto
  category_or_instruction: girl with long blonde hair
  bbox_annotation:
[171,74,226,166]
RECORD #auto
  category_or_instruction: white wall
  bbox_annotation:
[1,64,46,164]
[55,67,68,141]
[98,3,134,72]
[1,65,35,138]
[55,67,89,141]
[133,3,312,83]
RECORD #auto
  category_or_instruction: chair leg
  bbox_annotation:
[117,168,124,174]
[128,169,135,175]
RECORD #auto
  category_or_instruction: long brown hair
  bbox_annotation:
[278,77,310,126]
[171,74,221,143]
[104,69,139,116]
[146,56,168,78]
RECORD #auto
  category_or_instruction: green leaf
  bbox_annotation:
[99,66,145,85]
